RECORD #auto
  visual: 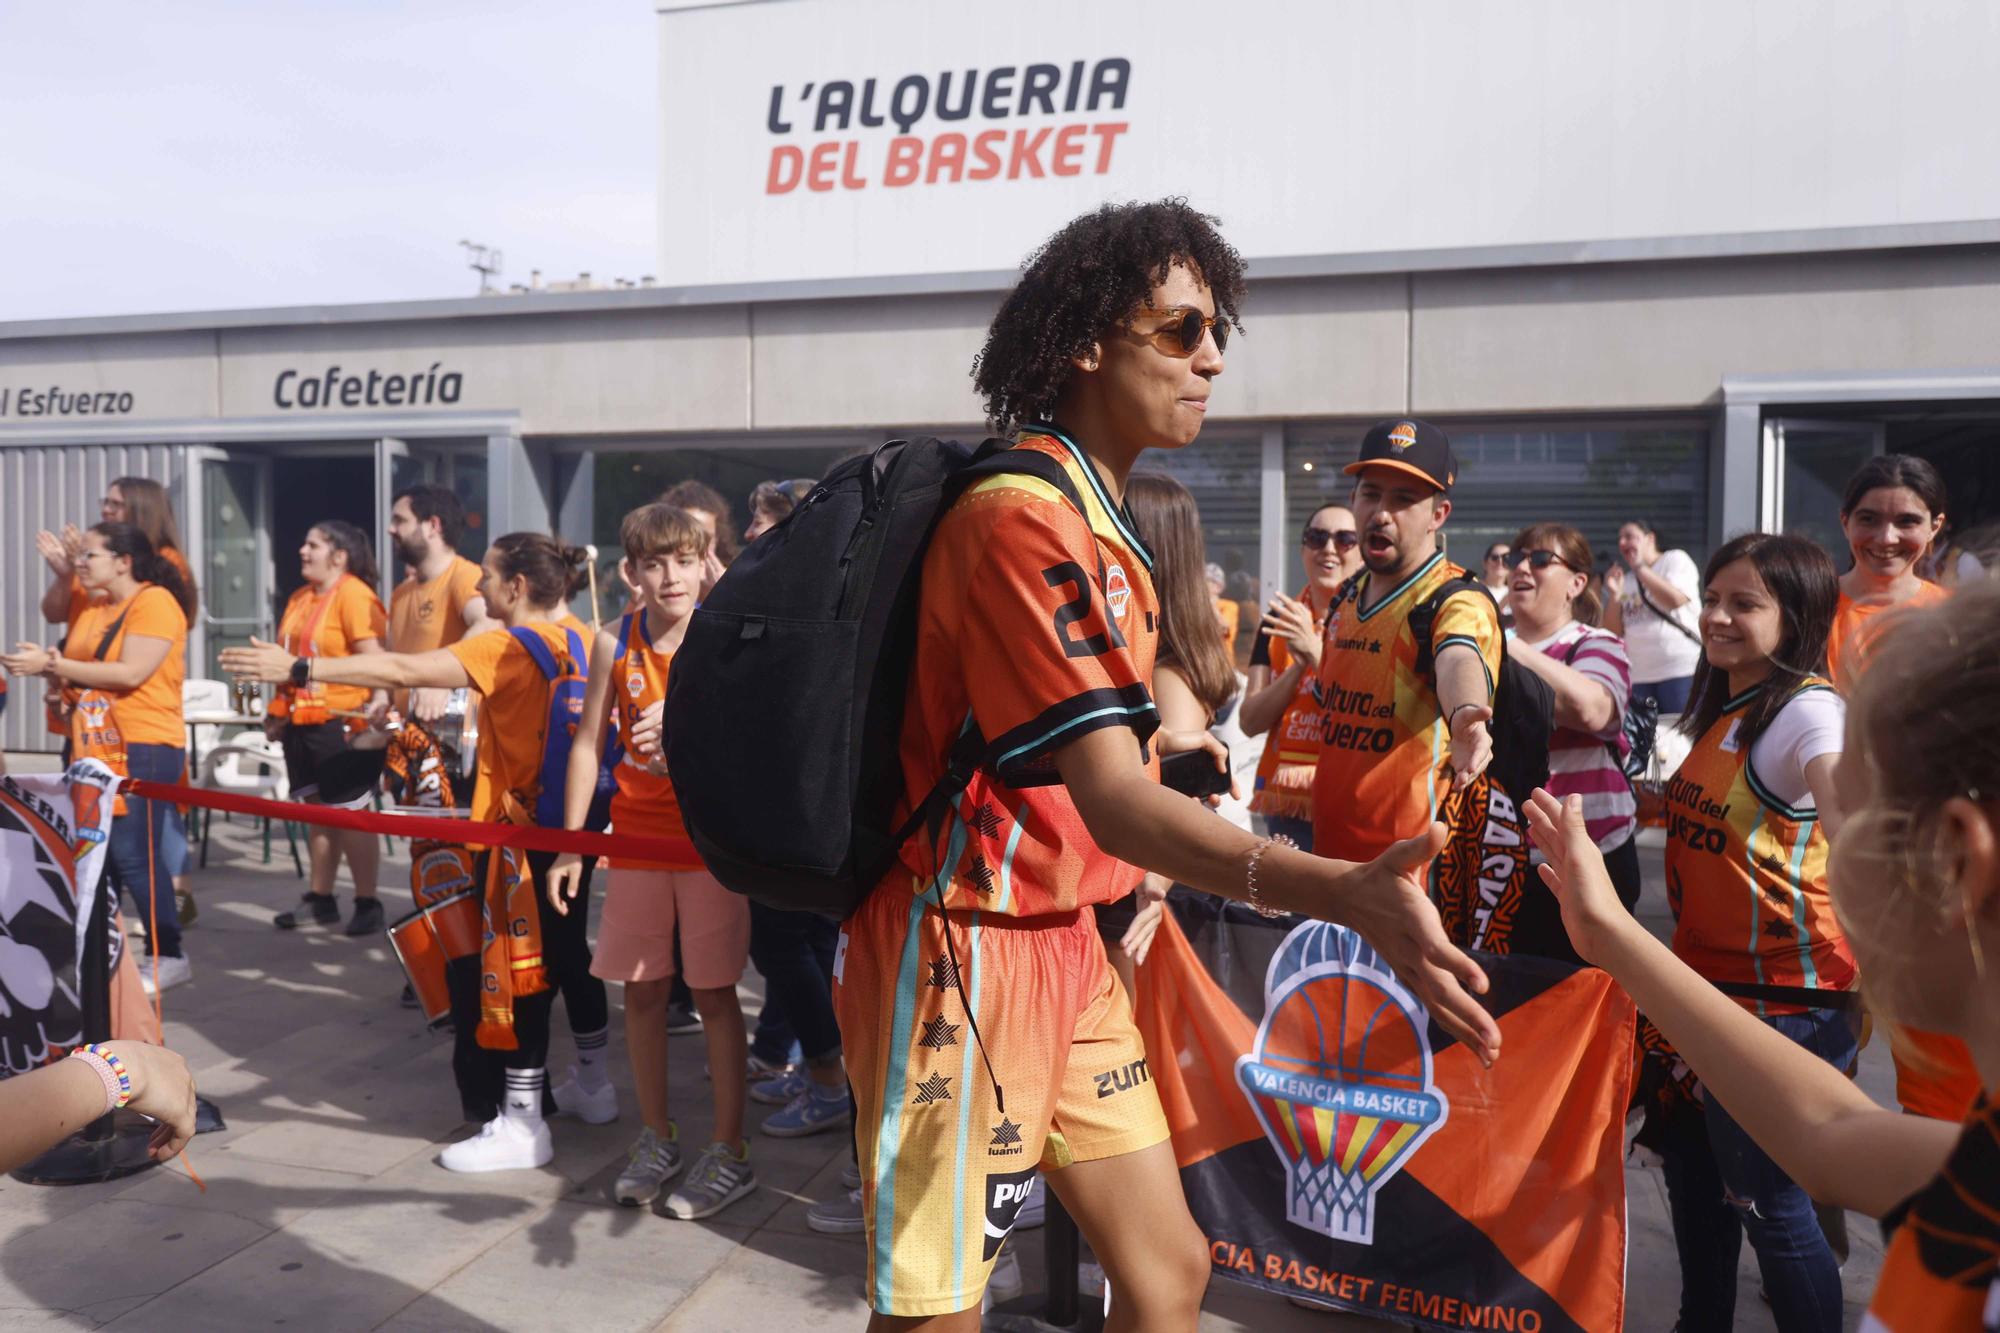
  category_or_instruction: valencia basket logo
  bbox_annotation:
[1235,922,1448,1245]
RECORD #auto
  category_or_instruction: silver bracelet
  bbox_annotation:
[1245,834,1298,919]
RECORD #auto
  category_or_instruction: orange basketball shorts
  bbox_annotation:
[833,883,1169,1317]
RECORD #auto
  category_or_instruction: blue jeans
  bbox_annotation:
[748,901,842,1065]
[107,743,186,958]
[1633,674,1694,715]
[1661,1007,1858,1332]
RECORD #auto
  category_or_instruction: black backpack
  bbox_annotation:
[663,436,1087,916]
[1408,574,1554,803]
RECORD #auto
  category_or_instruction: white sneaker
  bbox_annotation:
[550,1068,619,1125]
[440,1114,553,1173]
[139,954,193,996]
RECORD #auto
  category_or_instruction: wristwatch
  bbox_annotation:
[289,657,311,688]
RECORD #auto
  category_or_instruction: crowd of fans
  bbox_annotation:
[6,199,1998,1330]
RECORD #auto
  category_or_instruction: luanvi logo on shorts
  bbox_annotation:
[1093,1057,1150,1099]
[989,1117,1025,1157]
[1235,923,1448,1246]
[911,1072,953,1105]
[917,1015,960,1050]
[983,1166,1039,1260]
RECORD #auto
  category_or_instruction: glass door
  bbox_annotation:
[1761,418,1884,560]
[188,448,273,681]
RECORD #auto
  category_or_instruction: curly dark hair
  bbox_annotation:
[972,199,1246,430]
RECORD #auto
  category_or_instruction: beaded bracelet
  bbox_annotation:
[72,1043,134,1113]
[1245,834,1298,919]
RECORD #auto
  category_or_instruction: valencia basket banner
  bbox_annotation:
[1132,895,1636,1332]
[0,762,119,1076]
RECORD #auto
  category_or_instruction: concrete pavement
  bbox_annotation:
[0,768,1888,1330]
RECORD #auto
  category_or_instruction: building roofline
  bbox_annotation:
[5,218,1999,343]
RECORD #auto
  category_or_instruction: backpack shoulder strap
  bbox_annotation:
[509,626,560,681]
[1411,573,1493,679]
[561,627,587,674]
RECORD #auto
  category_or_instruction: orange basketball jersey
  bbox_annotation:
[1250,627,1325,822]
[1665,682,1857,1012]
[1310,554,1501,863]
[879,427,1160,918]
[607,609,700,870]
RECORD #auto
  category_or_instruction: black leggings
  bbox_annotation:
[447,849,606,1122]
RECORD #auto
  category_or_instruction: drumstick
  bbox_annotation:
[584,544,602,636]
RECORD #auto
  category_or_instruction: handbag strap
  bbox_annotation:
[1634,577,1702,646]
[91,599,138,661]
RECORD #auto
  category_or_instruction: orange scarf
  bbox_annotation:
[474,791,549,1051]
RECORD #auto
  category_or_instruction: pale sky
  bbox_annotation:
[1,1,658,323]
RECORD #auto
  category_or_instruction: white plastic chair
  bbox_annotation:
[182,677,232,747]
[197,735,303,876]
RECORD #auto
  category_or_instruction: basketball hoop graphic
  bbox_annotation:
[1235,922,1448,1245]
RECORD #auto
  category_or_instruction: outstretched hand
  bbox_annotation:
[1342,822,1500,1066]
[1443,705,1493,799]
[219,637,296,684]
[1524,788,1638,967]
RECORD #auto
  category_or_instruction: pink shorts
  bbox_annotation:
[590,866,748,990]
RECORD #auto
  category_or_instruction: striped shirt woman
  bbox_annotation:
[1505,523,1642,909]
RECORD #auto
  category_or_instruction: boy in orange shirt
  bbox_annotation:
[547,504,755,1220]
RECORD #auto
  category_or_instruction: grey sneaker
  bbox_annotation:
[664,1141,756,1219]
[807,1185,865,1235]
[613,1126,682,1207]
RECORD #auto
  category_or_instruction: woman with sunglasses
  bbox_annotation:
[1502,525,1641,927]
[1239,504,1362,850]
[1480,543,1514,629]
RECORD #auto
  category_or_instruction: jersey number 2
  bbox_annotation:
[1043,562,1125,659]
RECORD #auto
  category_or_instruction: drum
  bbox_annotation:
[387,880,481,1029]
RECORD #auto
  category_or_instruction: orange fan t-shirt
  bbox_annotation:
[606,609,701,870]
[389,555,483,655]
[1824,580,1977,1118]
[276,575,388,714]
[388,554,484,714]
[1310,553,1503,863]
[1249,603,1331,822]
[446,622,572,825]
[879,430,1160,918]
[63,584,188,747]
[1827,580,1949,693]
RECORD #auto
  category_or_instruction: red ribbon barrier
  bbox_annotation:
[125,779,701,864]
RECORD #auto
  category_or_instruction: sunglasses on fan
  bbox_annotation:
[1507,549,1569,571]
[1133,304,1230,356]
[1302,526,1358,551]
